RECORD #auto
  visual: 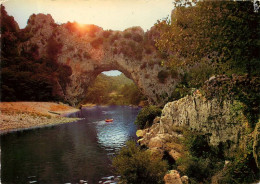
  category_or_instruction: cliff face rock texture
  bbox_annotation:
[159,90,243,148]
[139,90,247,159]
[164,170,189,184]
[21,14,178,105]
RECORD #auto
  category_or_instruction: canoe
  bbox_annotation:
[105,119,113,122]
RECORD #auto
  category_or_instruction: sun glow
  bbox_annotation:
[76,23,87,30]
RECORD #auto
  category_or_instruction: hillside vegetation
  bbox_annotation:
[0,5,71,102]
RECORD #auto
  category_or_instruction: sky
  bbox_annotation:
[2,0,174,76]
[2,0,173,31]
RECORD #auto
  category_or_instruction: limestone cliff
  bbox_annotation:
[159,90,245,149]
[21,13,179,105]
[139,90,254,159]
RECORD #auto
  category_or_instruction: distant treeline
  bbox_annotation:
[81,73,145,106]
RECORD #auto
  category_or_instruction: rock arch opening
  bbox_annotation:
[80,70,145,106]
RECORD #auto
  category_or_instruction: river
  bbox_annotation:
[0,105,140,184]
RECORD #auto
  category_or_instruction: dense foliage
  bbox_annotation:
[82,73,145,105]
[156,1,259,99]
[176,131,224,183]
[179,130,259,184]
[112,141,168,184]
[0,5,72,102]
[134,105,162,129]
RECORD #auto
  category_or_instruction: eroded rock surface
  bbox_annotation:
[139,91,247,161]
[164,170,188,184]
[159,90,244,150]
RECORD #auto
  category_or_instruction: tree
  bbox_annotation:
[113,141,168,184]
[84,75,110,104]
[134,106,162,129]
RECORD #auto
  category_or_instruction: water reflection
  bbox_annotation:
[1,106,140,184]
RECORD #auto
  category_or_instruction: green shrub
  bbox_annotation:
[219,136,259,184]
[47,36,63,61]
[168,85,190,102]
[140,62,147,69]
[67,45,74,51]
[133,34,143,42]
[184,133,214,158]
[87,25,101,37]
[113,141,168,184]
[174,131,226,183]
[176,125,259,184]
[91,37,103,49]
[185,62,215,89]
[123,32,132,39]
[83,52,91,59]
[110,33,120,44]
[177,156,220,184]
[119,40,143,60]
[157,70,169,83]
[135,105,162,129]
[170,68,179,79]
[144,45,153,54]
[103,30,112,38]
[220,153,259,184]
[64,21,77,33]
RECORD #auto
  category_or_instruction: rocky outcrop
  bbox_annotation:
[21,14,179,105]
[139,90,247,160]
[138,117,185,162]
[137,91,260,183]
[164,170,189,184]
[138,91,260,183]
[159,90,245,151]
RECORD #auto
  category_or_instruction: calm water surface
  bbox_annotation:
[1,105,140,184]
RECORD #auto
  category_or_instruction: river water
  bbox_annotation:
[0,105,140,184]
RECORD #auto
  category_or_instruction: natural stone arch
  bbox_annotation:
[22,14,179,106]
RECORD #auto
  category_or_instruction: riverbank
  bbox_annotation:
[0,102,80,134]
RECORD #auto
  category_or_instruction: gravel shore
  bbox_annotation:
[0,102,80,134]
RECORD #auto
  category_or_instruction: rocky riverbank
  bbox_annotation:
[0,102,80,134]
[137,91,260,184]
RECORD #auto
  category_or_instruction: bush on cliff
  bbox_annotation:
[135,106,162,129]
[176,131,224,183]
[157,70,169,83]
[220,153,259,184]
[91,37,103,49]
[177,130,259,184]
[218,132,259,184]
[112,141,168,184]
